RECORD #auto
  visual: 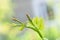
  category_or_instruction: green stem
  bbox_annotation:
[26,14,44,40]
[26,27,44,40]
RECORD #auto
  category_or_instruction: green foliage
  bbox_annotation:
[13,14,44,40]
[27,17,44,30]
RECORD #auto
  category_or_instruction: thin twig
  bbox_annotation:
[26,14,44,40]
[13,17,22,24]
[26,27,44,40]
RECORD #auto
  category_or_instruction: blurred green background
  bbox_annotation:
[0,0,60,40]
